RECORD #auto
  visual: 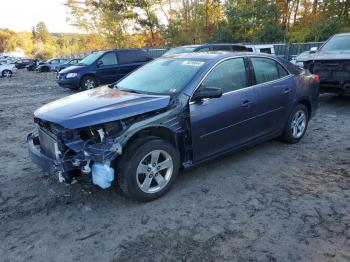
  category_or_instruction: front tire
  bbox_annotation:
[281,104,309,144]
[81,76,97,90]
[2,70,12,77]
[118,137,180,202]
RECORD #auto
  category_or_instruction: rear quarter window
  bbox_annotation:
[118,50,150,64]
[259,48,272,54]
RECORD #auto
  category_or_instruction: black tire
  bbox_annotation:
[81,76,97,90]
[117,137,180,202]
[2,70,12,77]
[41,66,50,72]
[281,104,309,144]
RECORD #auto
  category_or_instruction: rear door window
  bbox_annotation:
[232,45,249,52]
[202,58,247,93]
[259,48,272,54]
[117,50,150,64]
[100,52,118,65]
[251,57,288,84]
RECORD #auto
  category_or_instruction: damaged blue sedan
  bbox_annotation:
[27,52,319,201]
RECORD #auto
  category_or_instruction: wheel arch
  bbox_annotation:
[124,125,178,149]
[41,65,50,71]
[298,98,312,119]
[79,73,97,86]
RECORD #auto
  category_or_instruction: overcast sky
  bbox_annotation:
[0,0,81,33]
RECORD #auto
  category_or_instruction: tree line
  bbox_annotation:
[1,0,349,59]
[66,0,350,45]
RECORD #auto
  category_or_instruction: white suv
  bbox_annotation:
[0,62,17,77]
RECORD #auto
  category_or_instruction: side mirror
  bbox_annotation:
[310,47,318,53]
[96,60,103,67]
[192,86,222,101]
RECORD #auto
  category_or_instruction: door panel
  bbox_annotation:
[96,52,119,84]
[189,58,257,162]
[190,89,257,162]
[250,57,294,136]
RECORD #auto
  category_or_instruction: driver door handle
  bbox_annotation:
[241,100,253,108]
[284,88,291,94]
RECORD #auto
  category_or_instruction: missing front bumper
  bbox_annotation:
[27,133,60,174]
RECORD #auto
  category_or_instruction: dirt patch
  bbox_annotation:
[0,70,350,261]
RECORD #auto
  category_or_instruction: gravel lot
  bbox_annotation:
[0,70,350,262]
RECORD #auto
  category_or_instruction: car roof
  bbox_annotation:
[332,32,350,37]
[93,48,147,53]
[163,51,275,60]
[164,51,302,74]
[172,43,245,49]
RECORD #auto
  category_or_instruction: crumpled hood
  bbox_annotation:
[34,86,171,129]
[300,51,350,62]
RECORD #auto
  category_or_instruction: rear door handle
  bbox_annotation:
[284,88,291,94]
[241,100,253,108]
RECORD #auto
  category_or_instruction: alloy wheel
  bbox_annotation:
[84,79,95,89]
[136,150,174,193]
[291,110,306,139]
[3,70,12,77]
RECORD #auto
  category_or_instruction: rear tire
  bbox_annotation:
[117,137,180,202]
[41,66,50,72]
[81,76,97,90]
[281,104,309,144]
[2,70,12,77]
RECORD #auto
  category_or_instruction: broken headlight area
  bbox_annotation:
[30,119,125,187]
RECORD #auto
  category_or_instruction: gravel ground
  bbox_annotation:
[0,70,350,262]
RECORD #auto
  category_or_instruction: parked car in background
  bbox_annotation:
[0,62,17,77]
[57,49,152,90]
[244,44,275,54]
[28,52,319,201]
[162,43,250,56]
[26,59,42,71]
[13,58,34,69]
[297,33,350,95]
[56,59,81,72]
[290,51,311,65]
[36,58,69,72]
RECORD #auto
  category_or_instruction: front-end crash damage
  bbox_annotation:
[27,91,191,188]
[304,59,350,94]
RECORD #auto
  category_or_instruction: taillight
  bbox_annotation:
[311,74,320,83]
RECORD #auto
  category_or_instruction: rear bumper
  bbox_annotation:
[27,133,59,174]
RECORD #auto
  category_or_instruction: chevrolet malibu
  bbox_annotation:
[27,52,319,202]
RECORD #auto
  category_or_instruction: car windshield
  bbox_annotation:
[78,52,103,65]
[320,35,350,51]
[163,46,197,56]
[116,58,206,94]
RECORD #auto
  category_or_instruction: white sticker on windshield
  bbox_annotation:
[182,60,204,67]
[169,88,177,93]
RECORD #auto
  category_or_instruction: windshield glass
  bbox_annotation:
[117,58,206,94]
[79,52,103,65]
[163,46,197,56]
[320,35,350,51]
